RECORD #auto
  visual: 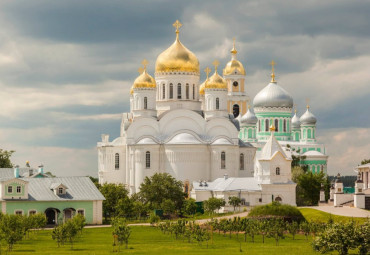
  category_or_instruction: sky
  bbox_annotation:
[0,0,369,177]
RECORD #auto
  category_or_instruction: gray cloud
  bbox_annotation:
[0,0,369,176]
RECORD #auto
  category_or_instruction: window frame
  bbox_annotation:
[177,83,182,99]
[15,210,23,216]
[240,153,244,170]
[16,185,22,194]
[144,97,148,109]
[77,209,85,216]
[115,153,120,170]
[221,151,226,169]
[186,84,189,99]
[145,151,151,169]
[216,98,220,110]
[162,84,165,99]
[276,167,280,175]
[7,186,12,193]
[169,83,173,99]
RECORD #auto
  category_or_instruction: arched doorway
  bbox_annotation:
[233,104,240,118]
[275,196,282,202]
[63,208,76,222]
[45,208,60,225]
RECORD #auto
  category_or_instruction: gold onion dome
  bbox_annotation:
[205,60,227,90]
[155,20,200,74]
[131,60,156,94]
[223,38,245,76]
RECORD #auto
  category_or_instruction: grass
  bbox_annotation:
[1,225,360,255]
[299,208,368,224]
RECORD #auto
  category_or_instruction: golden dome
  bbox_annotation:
[155,20,200,74]
[223,59,246,75]
[205,61,227,90]
[223,38,246,76]
[131,60,156,94]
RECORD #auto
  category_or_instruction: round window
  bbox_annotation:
[233,81,238,87]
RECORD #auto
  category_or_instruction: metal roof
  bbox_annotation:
[1,176,105,201]
[193,177,261,192]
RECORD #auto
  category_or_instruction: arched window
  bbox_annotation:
[240,153,244,170]
[232,104,239,118]
[115,153,119,170]
[265,119,269,132]
[162,84,165,99]
[186,84,189,99]
[275,196,282,202]
[145,151,150,169]
[276,167,280,175]
[193,84,195,99]
[221,152,226,169]
[248,128,252,138]
[258,120,261,132]
[144,97,148,109]
[275,119,279,132]
[307,129,312,139]
[169,83,173,99]
[283,119,287,132]
[216,98,220,110]
[177,83,182,99]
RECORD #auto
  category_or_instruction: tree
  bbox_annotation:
[99,183,131,220]
[286,145,308,171]
[52,224,67,247]
[64,220,79,249]
[312,222,358,255]
[161,199,176,215]
[203,197,225,216]
[182,198,197,216]
[0,214,24,251]
[296,171,326,206]
[228,196,242,212]
[112,218,131,251]
[287,221,299,240]
[0,149,14,168]
[139,173,185,212]
[360,159,370,165]
[267,218,286,246]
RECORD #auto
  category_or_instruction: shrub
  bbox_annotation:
[248,202,304,222]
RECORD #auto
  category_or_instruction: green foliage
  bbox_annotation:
[161,199,176,215]
[112,218,131,250]
[182,198,197,216]
[51,215,86,249]
[296,171,326,206]
[149,214,160,226]
[248,202,304,222]
[287,221,299,240]
[266,218,286,246]
[286,145,308,171]
[0,214,24,251]
[228,196,241,212]
[99,183,132,220]
[0,149,14,168]
[203,198,225,216]
[360,159,370,165]
[139,173,185,213]
[312,221,363,255]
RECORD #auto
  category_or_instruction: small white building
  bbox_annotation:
[191,129,297,210]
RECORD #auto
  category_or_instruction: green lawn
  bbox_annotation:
[299,208,367,224]
[3,225,359,255]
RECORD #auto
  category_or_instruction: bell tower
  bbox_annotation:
[223,38,249,118]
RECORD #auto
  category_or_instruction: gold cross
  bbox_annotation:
[294,104,297,113]
[173,20,182,34]
[212,60,220,73]
[306,98,310,109]
[204,67,211,79]
[270,60,276,82]
[141,59,148,70]
[138,67,144,74]
[233,37,236,48]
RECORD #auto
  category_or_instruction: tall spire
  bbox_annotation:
[173,20,182,41]
[270,60,276,83]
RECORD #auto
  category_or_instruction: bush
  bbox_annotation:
[248,202,304,222]
[149,214,160,226]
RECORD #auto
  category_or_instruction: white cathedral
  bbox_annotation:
[98,21,329,207]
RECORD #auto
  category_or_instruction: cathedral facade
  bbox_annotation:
[97,21,328,201]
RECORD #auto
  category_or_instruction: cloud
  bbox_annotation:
[0,0,369,177]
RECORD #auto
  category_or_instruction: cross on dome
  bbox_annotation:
[141,59,148,70]
[204,67,211,79]
[212,60,220,73]
[173,20,182,39]
[270,60,276,83]
[231,37,237,54]
[306,98,310,109]
[138,67,144,74]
